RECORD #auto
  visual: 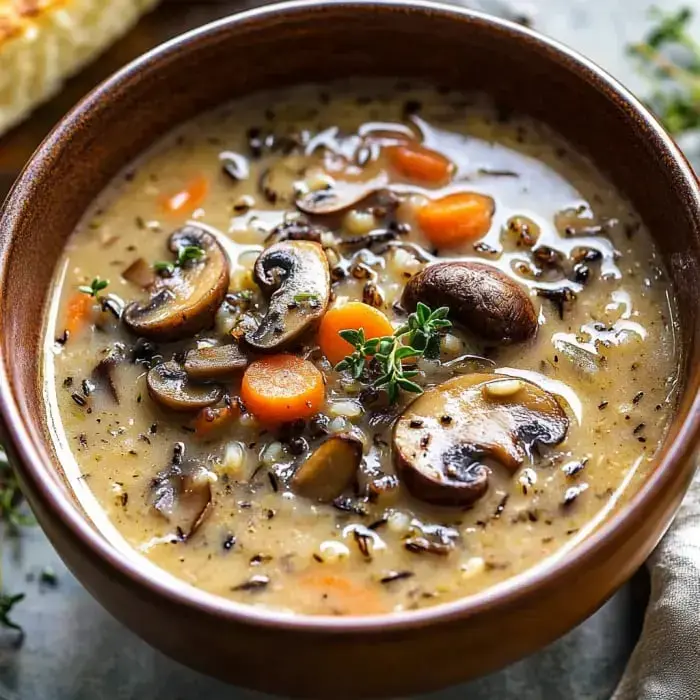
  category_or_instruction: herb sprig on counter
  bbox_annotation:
[630,7,700,135]
[154,244,205,275]
[0,451,34,637]
[335,302,451,402]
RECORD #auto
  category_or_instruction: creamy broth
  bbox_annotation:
[43,83,678,615]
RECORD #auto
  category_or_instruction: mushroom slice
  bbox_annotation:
[245,240,330,352]
[402,261,538,344]
[291,434,362,502]
[184,343,248,380]
[151,449,212,539]
[393,373,569,506]
[147,361,223,411]
[123,226,230,342]
[296,173,388,215]
[93,343,126,402]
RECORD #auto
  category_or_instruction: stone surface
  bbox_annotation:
[0,0,689,698]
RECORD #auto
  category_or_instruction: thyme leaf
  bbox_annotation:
[334,302,451,402]
[154,244,206,275]
[78,277,109,297]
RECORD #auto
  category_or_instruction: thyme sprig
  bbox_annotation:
[630,7,700,135]
[154,244,206,275]
[335,302,451,402]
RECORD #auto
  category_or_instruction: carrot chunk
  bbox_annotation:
[417,192,494,247]
[318,302,394,365]
[64,293,93,339]
[386,143,453,185]
[298,572,387,615]
[241,355,325,424]
[161,175,209,214]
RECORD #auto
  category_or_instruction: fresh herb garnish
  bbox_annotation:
[335,302,451,403]
[154,244,206,275]
[78,277,109,297]
[630,7,700,135]
[293,292,320,303]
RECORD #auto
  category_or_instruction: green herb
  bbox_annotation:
[0,593,25,633]
[335,302,451,402]
[293,292,320,302]
[0,456,33,535]
[39,566,58,586]
[293,292,321,307]
[177,245,206,265]
[78,277,109,297]
[630,7,700,134]
[0,451,33,637]
[154,244,206,275]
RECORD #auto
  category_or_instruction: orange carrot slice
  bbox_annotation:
[241,355,325,424]
[318,302,394,365]
[386,143,453,185]
[161,175,209,214]
[417,192,494,247]
[298,572,387,615]
[64,293,93,339]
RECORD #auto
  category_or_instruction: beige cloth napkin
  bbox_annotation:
[612,472,700,699]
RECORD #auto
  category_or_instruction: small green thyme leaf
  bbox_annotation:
[177,244,206,266]
[78,277,109,297]
[154,244,206,275]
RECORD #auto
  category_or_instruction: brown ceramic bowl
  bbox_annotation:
[1,1,699,696]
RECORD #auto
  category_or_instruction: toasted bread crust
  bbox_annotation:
[0,0,159,135]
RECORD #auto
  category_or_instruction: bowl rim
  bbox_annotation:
[2,0,700,633]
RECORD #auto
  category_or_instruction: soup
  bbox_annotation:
[43,83,678,616]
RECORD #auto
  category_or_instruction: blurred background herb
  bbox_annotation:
[0,448,33,639]
[629,6,700,135]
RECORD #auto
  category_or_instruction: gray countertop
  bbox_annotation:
[0,1,690,698]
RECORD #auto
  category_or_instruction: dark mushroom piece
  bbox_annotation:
[295,174,388,216]
[147,361,223,411]
[245,240,330,352]
[123,226,230,342]
[184,343,248,380]
[122,258,156,289]
[151,447,212,539]
[393,373,569,506]
[93,343,126,402]
[402,261,538,344]
[258,154,310,205]
[291,434,362,502]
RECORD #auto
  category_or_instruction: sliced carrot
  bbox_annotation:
[191,403,239,437]
[160,175,209,214]
[241,354,325,424]
[298,572,387,615]
[417,192,494,248]
[386,143,453,185]
[64,292,93,339]
[318,302,394,365]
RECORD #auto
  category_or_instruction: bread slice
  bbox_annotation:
[0,0,159,136]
